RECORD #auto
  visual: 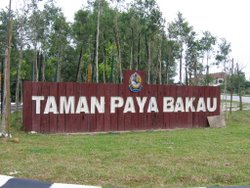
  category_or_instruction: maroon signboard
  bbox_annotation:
[23,71,220,133]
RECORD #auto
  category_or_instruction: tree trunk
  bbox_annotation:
[165,59,169,84]
[179,46,183,84]
[137,33,141,70]
[158,38,162,85]
[76,47,83,82]
[35,50,39,81]
[56,50,62,82]
[146,40,151,84]
[15,46,23,112]
[32,48,38,81]
[185,66,188,85]
[87,63,92,83]
[38,51,43,81]
[129,28,134,70]
[42,54,46,81]
[95,0,101,83]
[165,45,172,84]
[15,11,25,111]
[189,72,192,85]
[129,46,133,70]
[102,47,106,83]
[1,0,12,137]
[145,34,151,84]
[0,63,2,114]
[114,16,122,83]
[223,60,228,119]
[194,60,197,85]
[110,55,114,83]
[206,55,209,86]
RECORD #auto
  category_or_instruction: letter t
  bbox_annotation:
[32,96,44,114]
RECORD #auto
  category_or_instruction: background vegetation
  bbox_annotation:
[1,0,249,100]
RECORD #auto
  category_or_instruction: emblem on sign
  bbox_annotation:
[129,72,142,92]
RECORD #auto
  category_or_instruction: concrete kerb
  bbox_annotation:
[0,175,101,188]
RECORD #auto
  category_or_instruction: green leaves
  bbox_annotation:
[0,0,236,86]
[216,38,232,63]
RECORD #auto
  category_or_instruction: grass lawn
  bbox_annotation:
[0,111,250,187]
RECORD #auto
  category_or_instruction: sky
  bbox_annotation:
[1,0,250,80]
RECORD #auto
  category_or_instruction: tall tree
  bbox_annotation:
[72,9,93,82]
[0,10,8,115]
[27,0,43,81]
[94,0,101,83]
[216,38,231,117]
[113,9,123,83]
[1,0,12,137]
[185,31,202,85]
[108,0,125,83]
[157,34,163,84]
[162,39,178,84]
[49,11,70,82]
[133,0,164,83]
[235,63,245,111]
[15,0,29,111]
[168,12,192,84]
[200,31,216,85]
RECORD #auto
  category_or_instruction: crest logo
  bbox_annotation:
[129,72,142,92]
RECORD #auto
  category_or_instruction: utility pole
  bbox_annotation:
[229,58,234,114]
[1,0,12,137]
[236,63,243,111]
[223,59,229,120]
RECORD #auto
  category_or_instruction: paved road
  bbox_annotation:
[10,103,23,113]
[0,103,23,113]
[221,95,250,103]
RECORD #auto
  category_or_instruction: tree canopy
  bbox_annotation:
[0,0,242,101]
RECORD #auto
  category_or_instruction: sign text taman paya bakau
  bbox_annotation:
[23,70,221,133]
[32,95,218,115]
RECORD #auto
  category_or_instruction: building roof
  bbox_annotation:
[209,72,227,79]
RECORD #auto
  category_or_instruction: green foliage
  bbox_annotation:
[216,38,232,64]
[227,70,248,94]
[245,86,250,95]
[0,0,243,103]
[0,9,8,63]
[168,12,193,84]
[200,31,216,57]
[244,80,250,95]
